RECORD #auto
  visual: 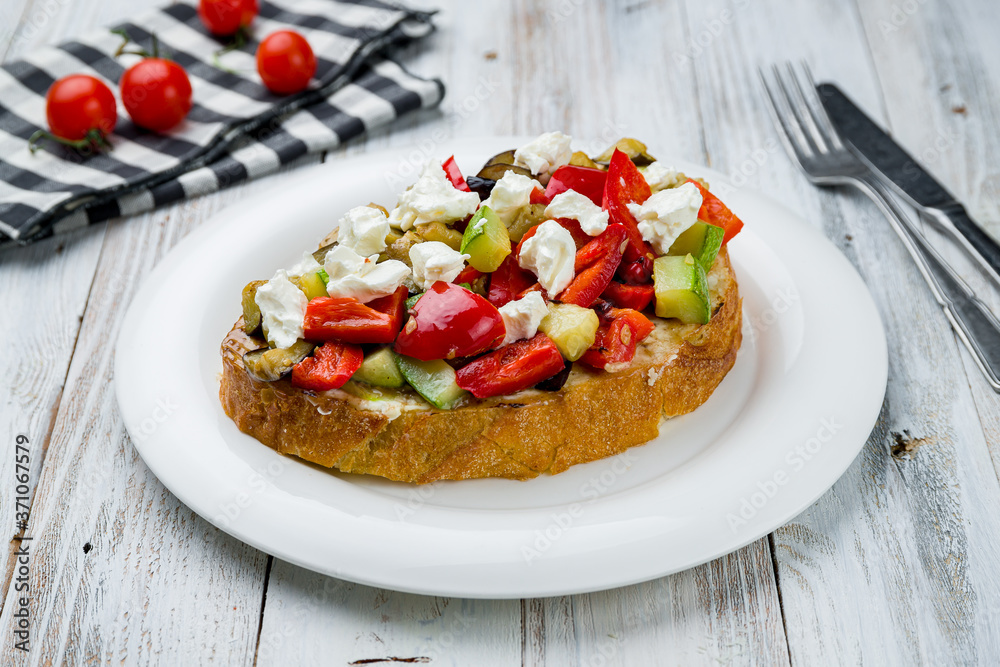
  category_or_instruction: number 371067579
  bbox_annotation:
[15,434,30,527]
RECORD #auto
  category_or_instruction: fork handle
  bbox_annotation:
[856,177,1000,391]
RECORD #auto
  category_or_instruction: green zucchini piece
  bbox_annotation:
[460,205,511,272]
[653,254,711,324]
[393,353,468,410]
[289,270,328,301]
[353,347,406,388]
[668,221,724,269]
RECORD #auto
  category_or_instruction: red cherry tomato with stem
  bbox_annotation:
[198,0,258,36]
[257,30,317,95]
[120,58,193,132]
[29,74,117,153]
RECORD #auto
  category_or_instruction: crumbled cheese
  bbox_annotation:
[498,292,549,345]
[482,171,542,225]
[544,190,609,236]
[604,361,631,373]
[517,220,576,295]
[388,163,481,231]
[647,367,661,387]
[255,269,308,349]
[287,251,322,277]
[626,182,703,255]
[409,241,469,290]
[337,206,390,256]
[640,162,682,192]
[514,131,573,180]
[323,245,410,303]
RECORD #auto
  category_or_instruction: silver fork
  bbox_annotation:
[759,63,1000,392]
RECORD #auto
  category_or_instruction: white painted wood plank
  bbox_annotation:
[256,561,521,666]
[526,540,789,667]
[674,0,1000,665]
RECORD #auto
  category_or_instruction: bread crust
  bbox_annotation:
[220,248,742,483]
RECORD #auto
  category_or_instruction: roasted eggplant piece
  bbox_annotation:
[466,176,497,200]
[243,339,315,382]
[569,151,601,169]
[475,163,533,182]
[507,203,547,242]
[483,149,517,168]
[241,280,268,335]
[414,221,464,251]
[535,360,572,391]
[592,138,657,167]
[313,242,336,264]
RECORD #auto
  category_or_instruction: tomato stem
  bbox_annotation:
[111,27,166,60]
[211,26,250,74]
[28,128,113,154]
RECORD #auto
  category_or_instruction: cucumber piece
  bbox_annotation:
[538,303,599,361]
[405,292,423,310]
[460,205,511,272]
[653,254,711,324]
[339,380,399,401]
[394,353,468,410]
[289,270,328,300]
[353,346,406,388]
[668,221,724,269]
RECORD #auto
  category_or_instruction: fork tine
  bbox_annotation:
[757,66,811,166]
[775,63,827,154]
[800,61,845,150]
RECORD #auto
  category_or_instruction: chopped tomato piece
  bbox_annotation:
[395,282,505,360]
[303,286,407,344]
[686,178,743,244]
[442,155,472,192]
[603,149,655,282]
[529,186,550,205]
[291,341,363,391]
[489,246,536,307]
[558,224,627,308]
[456,334,565,398]
[579,307,655,370]
[545,165,607,205]
[601,281,655,311]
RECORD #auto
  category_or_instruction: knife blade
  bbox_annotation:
[817,82,1000,288]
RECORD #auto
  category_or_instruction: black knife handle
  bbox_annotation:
[929,203,1000,286]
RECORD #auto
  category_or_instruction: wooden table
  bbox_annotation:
[3,0,1000,664]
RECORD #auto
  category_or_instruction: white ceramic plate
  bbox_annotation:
[116,138,887,599]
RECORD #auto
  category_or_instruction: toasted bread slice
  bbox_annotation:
[219,248,742,483]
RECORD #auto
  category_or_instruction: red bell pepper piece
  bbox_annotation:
[601,281,655,311]
[303,286,407,344]
[456,334,565,398]
[441,155,472,192]
[686,178,743,244]
[491,244,537,307]
[553,218,591,249]
[454,264,484,285]
[545,165,607,205]
[579,307,655,370]
[558,224,627,307]
[291,341,364,391]
[394,282,505,360]
[603,149,655,282]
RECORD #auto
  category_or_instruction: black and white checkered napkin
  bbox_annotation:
[0,0,442,245]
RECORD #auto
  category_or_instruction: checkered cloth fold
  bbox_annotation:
[0,0,442,245]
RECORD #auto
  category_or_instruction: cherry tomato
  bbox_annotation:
[198,0,258,36]
[394,282,505,361]
[44,74,117,142]
[120,58,193,131]
[256,30,317,95]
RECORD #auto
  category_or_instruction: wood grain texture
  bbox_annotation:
[2,0,999,664]
[675,0,1000,665]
